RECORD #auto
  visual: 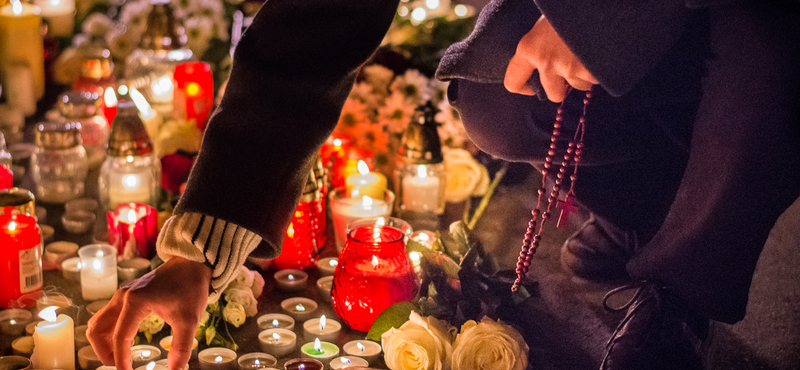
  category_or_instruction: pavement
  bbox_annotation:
[468,164,800,370]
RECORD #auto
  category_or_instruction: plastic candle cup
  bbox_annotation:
[0,356,32,370]
[316,257,338,276]
[283,358,323,370]
[130,344,161,368]
[300,339,339,368]
[329,187,394,252]
[302,315,341,343]
[316,276,333,304]
[258,328,296,358]
[281,297,317,322]
[329,356,369,370]
[11,336,34,357]
[158,335,199,360]
[342,340,382,365]
[257,313,295,331]
[237,352,277,370]
[198,348,237,370]
[78,345,103,370]
[78,244,118,301]
[274,270,309,292]
[33,306,75,370]
[0,309,32,337]
[345,160,387,200]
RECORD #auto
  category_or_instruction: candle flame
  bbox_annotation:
[417,166,428,179]
[118,84,129,96]
[126,209,137,223]
[288,274,295,281]
[272,319,279,328]
[8,221,16,231]
[409,251,420,265]
[272,332,281,341]
[49,0,62,7]
[39,306,58,322]
[330,259,338,267]
[411,7,426,21]
[299,365,305,370]
[104,87,117,107]
[96,250,104,258]
[126,155,134,163]
[319,315,326,330]
[295,304,305,312]
[314,338,322,351]
[129,87,156,119]
[344,357,352,363]
[146,362,155,370]
[333,138,342,147]
[151,76,174,99]
[357,342,366,352]
[214,356,223,363]
[361,196,373,208]
[186,82,201,97]
[123,174,139,189]
[254,359,260,367]
[9,319,16,325]
[425,0,439,10]
[418,233,430,242]
[372,255,379,268]
[92,259,102,272]
[286,222,295,238]
[141,350,151,358]
[357,160,370,175]
[11,1,22,15]
[455,4,468,17]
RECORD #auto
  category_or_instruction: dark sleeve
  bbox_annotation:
[175,0,399,257]
[534,0,689,96]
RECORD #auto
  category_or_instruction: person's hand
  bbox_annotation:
[504,15,598,102]
[86,256,211,370]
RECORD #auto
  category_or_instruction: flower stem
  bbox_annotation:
[467,162,509,231]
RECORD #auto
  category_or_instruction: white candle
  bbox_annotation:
[198,347,237,370]
[79,244,118,301]
[273,269,308,293]
[302,315,341,343]
[329,356,369,370]
[1,63,37,116]
[316,276,333,304]
[345,160,387,200]
[0,308,32,337]
[316,257,338,276]
[329,190,393,251]
[300,338,339,368]
[108,167,156,209]
[342,340,382,365]
[32,0,74,37]
[257,328,296,358]
[158,335,198,360]
[256,313,295,331]
[402,166,441,212]
[280,297,318,322]
[33,306,74,370]
[0,1,45,100]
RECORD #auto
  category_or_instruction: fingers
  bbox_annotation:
[87,291,125,365]
[504,54,537,96]
[167,315,199,370]
[113,290,150,370]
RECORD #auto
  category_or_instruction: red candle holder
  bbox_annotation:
[173,62,214,130]
[0,165,13,190]
[103,86,118,125]
[0,212,42,309]
[331,217,419,332]
[319,132,353,167]
[270,197,324,270]
[107,203,158,261]
[329,146,373,190]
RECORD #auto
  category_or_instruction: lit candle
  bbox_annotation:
[32,0,75,37]
[173,62,214,130]
[107,203,158,260]
[0,308,32,337]
[256,313,295,331]
[130,344,161,368]
[103,87,118,125]
[320,132,352,167]
[329,187,394,251]
[273,269,309,293]
[300,338,339,368]
[281,297,318,322]
[257,328,296,358]
[236,352,277,370]
[61,257,81,281]
[129,86,164,141]
[134,361,169,370]
[284,358,323,370]
[33,306,74,370]
[158,335,198,360]
[198,348,237,370]
[78,244,117,300]
[316,257,338,276]
[342,340,382,366]
[401,165,441,212]
[302,315,342,343]
[329,356,369,370]
[0,213,42,309]
[315,276,333,304]
[0,1,44,100]
[329,146,372,189]
[345,160,387,200]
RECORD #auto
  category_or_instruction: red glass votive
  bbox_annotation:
[103,86,117,125]
[173,62,214,130]
[270,198,324,270]
[331,217,419,332]
[0,213,42,308]
[319,132,352,167]
[329,146,373,189]
[107,203,158,260]
[0,165,13,190]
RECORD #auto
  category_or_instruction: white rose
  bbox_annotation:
[222,301,246,328]
[442,148,489,202]
[224,286,258,317]
[250,271,265,297]
[451,317,529,370]
[381,311,455,370]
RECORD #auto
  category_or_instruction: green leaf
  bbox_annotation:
[405,239,429,255]
[366,301,418,342]
[448,221,471,257]
[421,250,461,280]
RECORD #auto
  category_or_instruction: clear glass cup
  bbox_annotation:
[329,186,395,252]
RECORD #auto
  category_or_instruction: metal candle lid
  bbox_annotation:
[139,0,184,51]
[108,101,153,157]
[35,121,82,150]
[398,101,443,164]
[58,91,102,119]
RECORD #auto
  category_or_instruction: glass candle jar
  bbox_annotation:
[72,44,115,97]
[0,213,42,309]
[270,169,324,270]
[58,91,110,168]
[394,102,446,214]
[331,217,419,332]
[31,121,88,204]
[0,133,13,189]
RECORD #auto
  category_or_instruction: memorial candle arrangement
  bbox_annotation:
[0,212,42,309]
[107,203,158,260]
[331,217,420,331]
[78,244,117,301]
[33,306,75,370]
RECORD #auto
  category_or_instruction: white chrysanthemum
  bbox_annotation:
[362,64,395,96]
[378,92,416,134]
[349,82,382,109]
[391,69,430,105]
[184,16,215,57]
[119,0,152,37]
[106,28,137,62]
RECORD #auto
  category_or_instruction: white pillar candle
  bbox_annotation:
[33,306,74,370]
[345,160,387,200]
[78,244,118,301]
[302,315,341,343]
[0,1,45,100]
[401,166,441,212]
[329,189,394,251]
[32,0,74,37]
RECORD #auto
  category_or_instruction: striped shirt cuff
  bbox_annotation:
[157,212,262,293]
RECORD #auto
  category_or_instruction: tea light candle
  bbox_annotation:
[273,270,308,293]
[345,160,387,200]
[316,276,333,304]
[302,315,341,343]
[155,359,187,370]
[78,244,118,300]
[25,321,38,336]
[236,353,277,370]
[0,355,32,370]
[284,358,323,370]
[78,345,103,370]
[300,339,339,368]
[40,224,55,243]
[11,336,34,357]
[33,306,75,370]
[256,313,295,331]
[198,348,237,370]
[158,335,199,360]
[281,297,317,322]
[258,328,296,358]
[61,257,81,281]
[43,241,79,266]
[342,340,382,366]
[329,356,368,370]
[74,325,89,349]
[117,257,151,284]
[130,344,161,368]
[135,362,168,370]
[0,309,32,337]
[316,257,338,277]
